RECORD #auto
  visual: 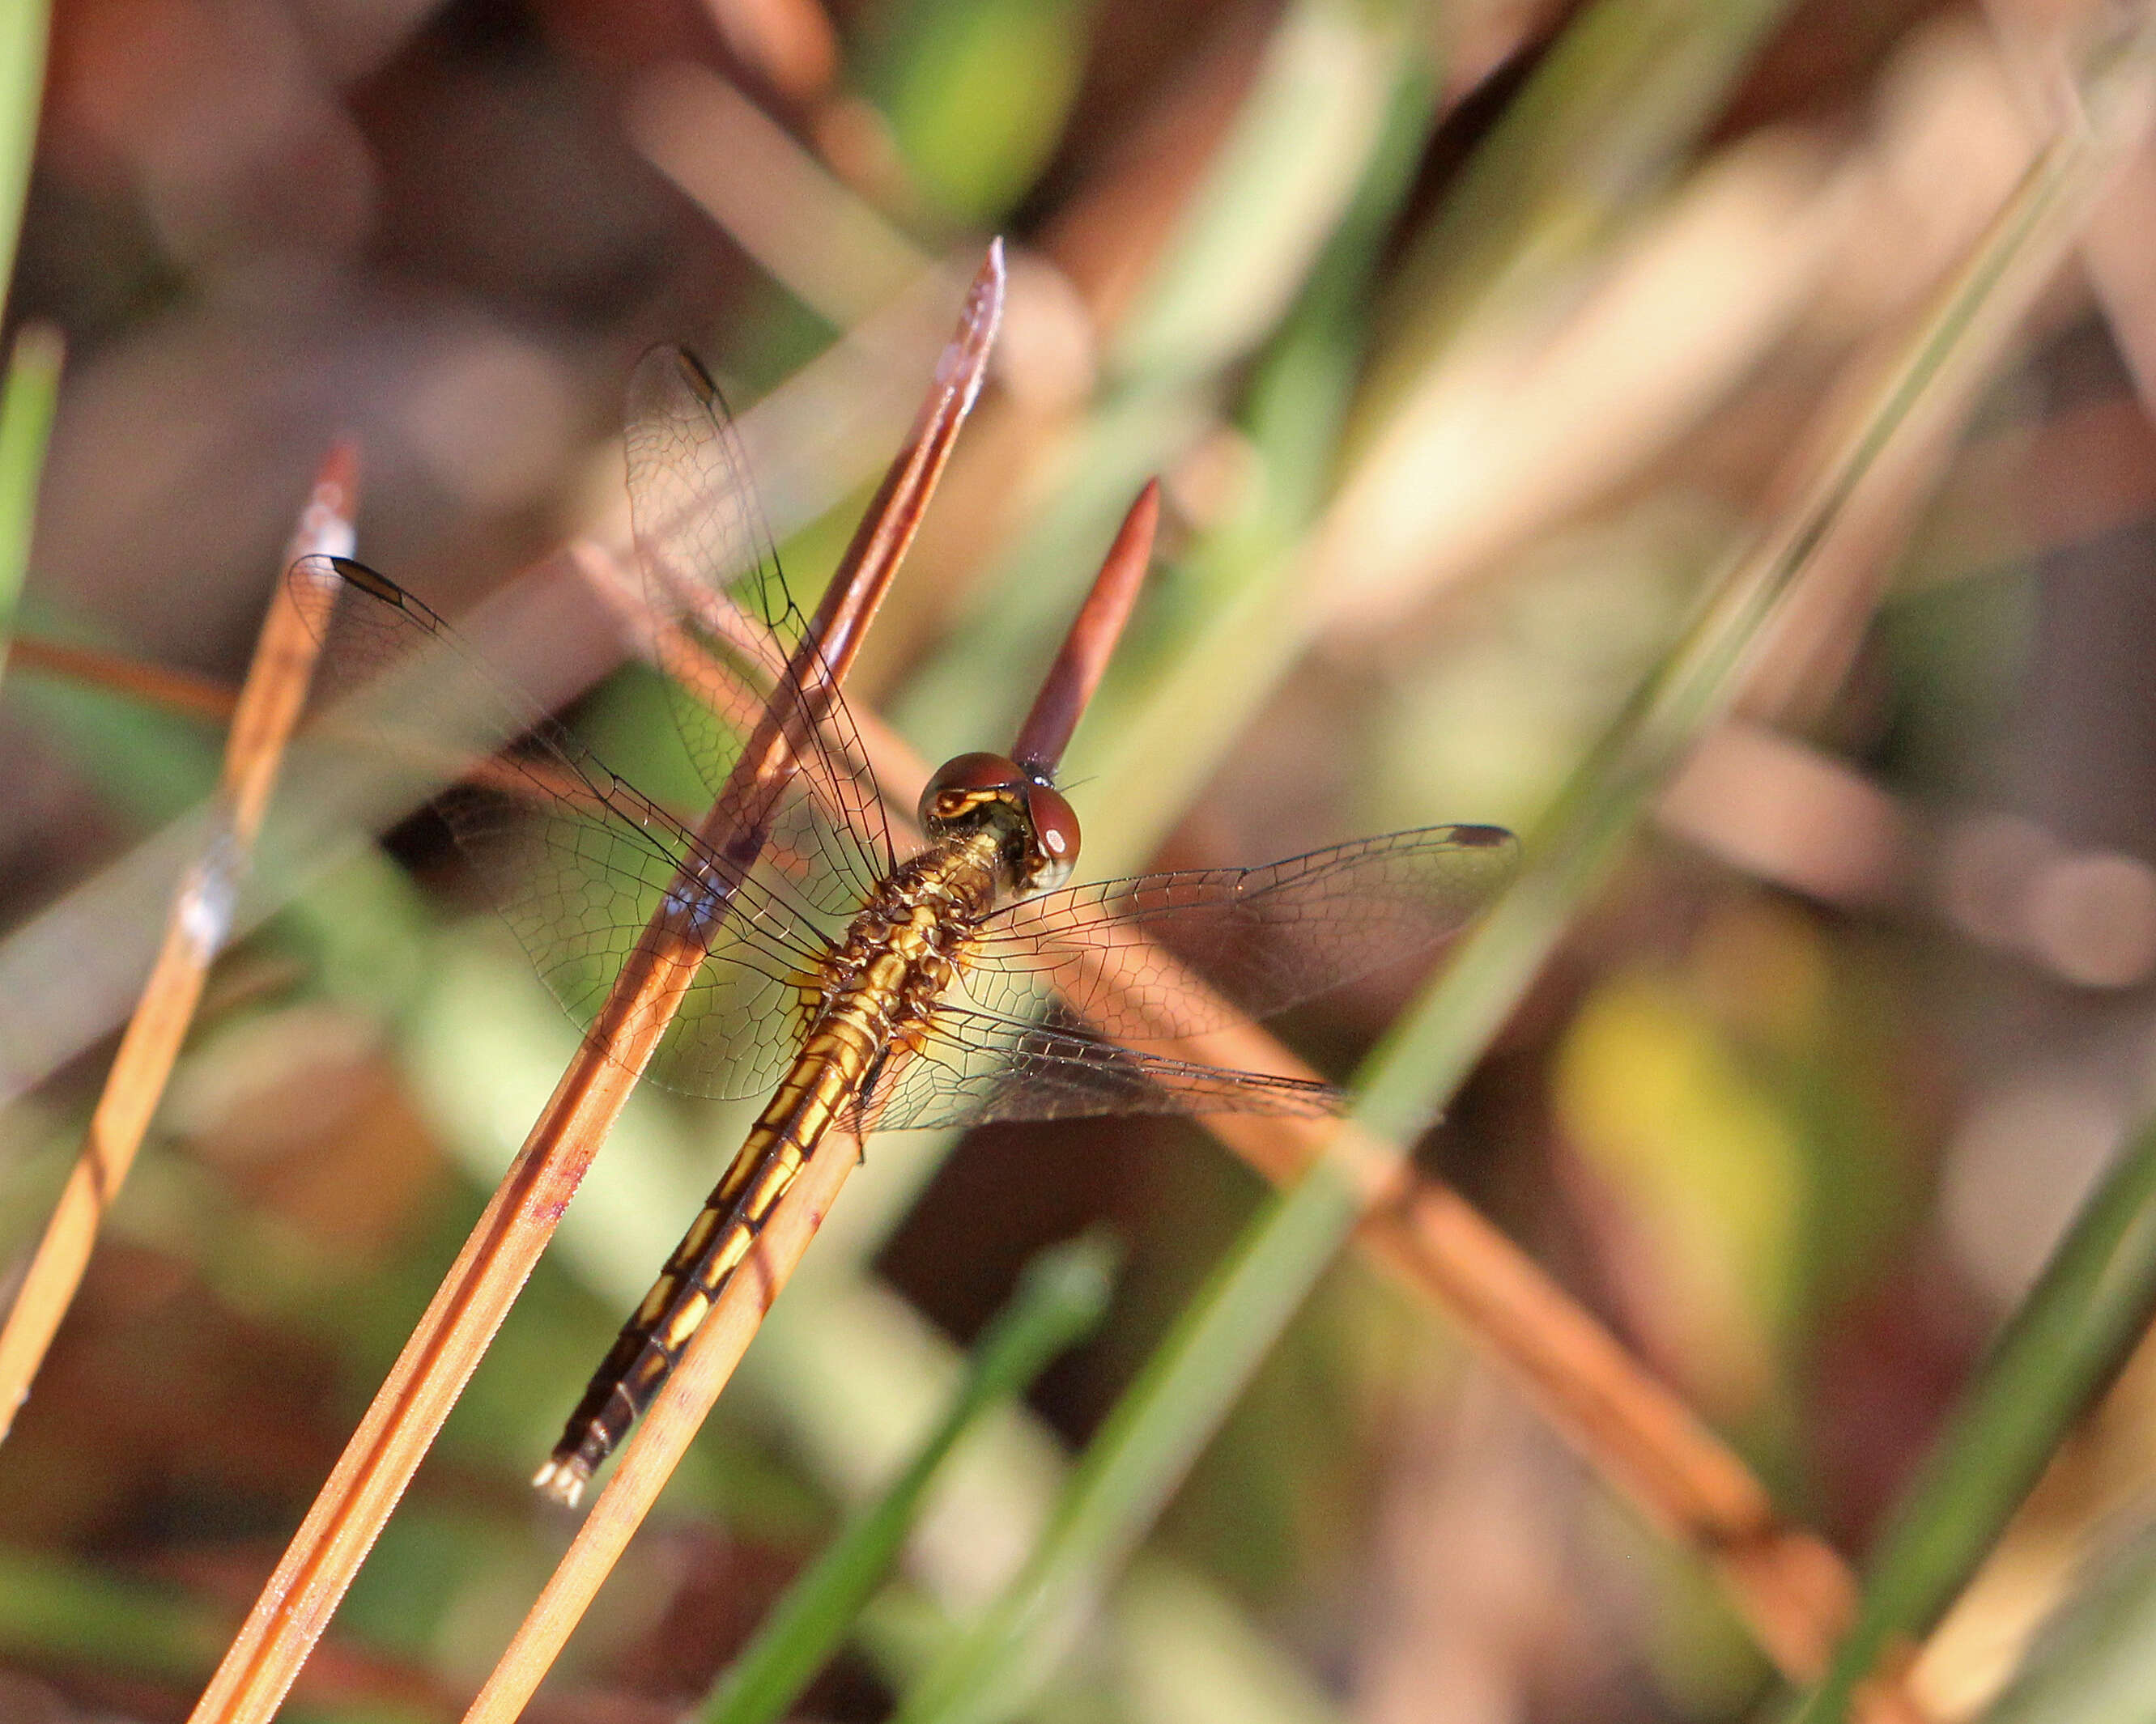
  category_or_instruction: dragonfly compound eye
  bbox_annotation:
[919,752,1080,897]
[918,751,1027,832]
[1018,782,1079,894]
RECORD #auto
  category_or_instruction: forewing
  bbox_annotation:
[956,826,1519,1043]
[445,782,834,1101]
[860,1004,1342,1132]
[289,554,844,1102]
[624,346,896,915]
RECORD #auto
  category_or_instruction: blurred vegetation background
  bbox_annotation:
[6,0,2156,1719]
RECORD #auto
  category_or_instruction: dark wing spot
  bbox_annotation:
[330,557,409,608]
[674,347,722,402]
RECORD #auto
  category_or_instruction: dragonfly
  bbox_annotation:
[295,344,1516,1508]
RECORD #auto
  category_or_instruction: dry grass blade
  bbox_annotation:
[461,438,1138,1718]
[7,629,676,823]
[810,240,1005,676]
[185,255,1002,1724]
[0,442,357,1441]
[6,635,243,722]
[627,59,921,326]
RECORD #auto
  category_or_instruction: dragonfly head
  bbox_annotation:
[919,751,1079,899]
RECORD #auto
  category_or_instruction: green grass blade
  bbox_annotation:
[1788,1118,2156,1724]
[0,0,48,313]
[892,1166,1366,1724]
[702,1234,1117,1724]
[1105,0,1422,389]
[7,604,223,820]
[1350,0,1791,439]
[871,0,1099,226]
[0,323,62,685]
[0,0,49,685]
[1360,63,2146,1139]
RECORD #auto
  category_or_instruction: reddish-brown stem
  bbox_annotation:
[7,635,241,720]
[1011,477,1158,775]
[461,1122,864,1720]
[809,240,1004,680]
[7,625,660,820]
[701,244,1002,884]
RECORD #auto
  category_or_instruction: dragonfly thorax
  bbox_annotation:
[918,750,1078,901]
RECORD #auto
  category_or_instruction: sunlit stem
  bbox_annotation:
[1011,478,1159,777]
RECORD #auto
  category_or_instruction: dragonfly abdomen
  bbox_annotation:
[533,835,1002,1508]
[532,1020,872,1505]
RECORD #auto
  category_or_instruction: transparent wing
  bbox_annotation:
[289,554,845,1101]
[624,346,897,916]
[854,826,1516,1131]
[860,1004,1343,1132]
[955,826,1519,1043]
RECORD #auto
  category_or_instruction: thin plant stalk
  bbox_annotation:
[1792,1115,2156,1722]
[0,323,63,683]
[700,1234,1115,1724]
[7,622,658,817]
[0,442,357,1437]
[1972,1514,2156,1724]
[458,470,1153,1723]
[462,1119,866,1721]
[1010,480,1158,771]
[888,54,2155,1724]
[0,0,47,321]
[185,250,1003,1724]
[6,634,242,722]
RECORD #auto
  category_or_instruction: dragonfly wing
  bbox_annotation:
[624,346,897,917]
[861,1005,1343,1132]
[291,554,844,1102]
[436,775,829,1102]
[955,826,1519,1043]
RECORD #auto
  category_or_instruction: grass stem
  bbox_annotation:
[0,443,355,1441]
